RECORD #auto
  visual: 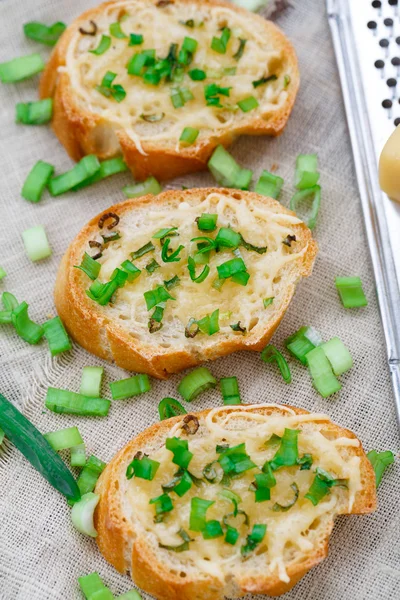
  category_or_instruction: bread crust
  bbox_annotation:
[54,188,317,378]
[39,0,299,181]
[94,404,377,598]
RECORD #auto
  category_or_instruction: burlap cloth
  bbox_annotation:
[0,0,399,598]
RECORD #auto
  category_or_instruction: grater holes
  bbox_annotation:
[375,59,385,68]
[382,99,393,108]
[389,0,398,5]
[394,117,400,126]
[391,57,400,66]
[368,20,378,30]
[371,0,381,6]
[379,38,390,48]
[387,77,397,86]
[384,18,394,27]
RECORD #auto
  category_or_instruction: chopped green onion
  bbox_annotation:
[261,345,292,383]
[44,426,83,451]
[22,225,52,262]
[189,497,214,531]
[73,157,128,190]
[252,74,277,88]
[189,68,206,80]
[45,387,110,417]
[126,454,160,480]
[161,238,184,262]
[109,21,127,38]
[145,259,159,274]
[197,309,220,335]
[86,269,128,306]
[285,326,322,365]
[71,443,86,468]
[255,170,284,199]
[290,185,321,230]
[24,21,66,45]
[149,304,164,332]
[0,393,80,502]
[182,36,198,53]
[297,454,313,470]
[166,437,193,469]
[196,213,217,231]
[217,257,247,280]
[204,82,231,107]
[215,227,241,249]
[11,302,44,344]
[263,297,274,308]
[0,267,6,281]
[230,321,246,333]
[231,271,250,286]
[305,467,348,506]
[110,374,151,400]
[129,33,144,45]
[121,260,141,282]
[240,235,267,254]
[0,427,5,444]
[42,316,72,355]
[367,450,395,487]
[241,524,266,557]
[153,227,178,240]
[90,35,111,55]
[211,27,231,54]
[233,38,247,60]
[237,96,259,112]
[131,241,155,260]
[2,292,18,311]
[159,528,192,552]
[202,520,223,539]
[150,493,174,520]
[180,127,199,145]
[178,367,217,401]
[122,176,162,198]
[78,573,112,600]
[220,376,241,405]
[118,591,143,600]
[170,86,193,108]
[80,366,104,398]
[16,98,53,125]
[261,461,277,487]
[49,155,100,196]
[208,145,253,189]
[250,472,272,503]
[284,74,291,87]
[164,275,180,290]
[321,337,353,376]
[69,455,106,505]
[162,469,192,497]
[269,429,299,471]
[71,492,100,537]
[187,257,210,283]
[225,526,240,545]
[272,482,299,512]
[75,253,101,280]
[191,236,217,255]
[0,53,45,83]
[96,72,127,102]
[295,153,320,190]
[21,160,54,203]
[218,443,256,475]
[335,276,368,308]
[144,285,174,310]
[306,346,342,397]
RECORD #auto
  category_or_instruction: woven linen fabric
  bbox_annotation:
[0,0,399,599]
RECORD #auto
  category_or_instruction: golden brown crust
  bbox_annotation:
[54,188,317,378]
[40,0,299,181]
[94,404,377,599]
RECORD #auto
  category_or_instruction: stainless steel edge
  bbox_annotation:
[327,0,400,427]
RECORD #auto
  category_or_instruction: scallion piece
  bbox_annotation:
[150,493,174,521]
[321,337,353,376]
[49,155,100,196]
[2,292,18,311]
[252,74,277,88]
[73,157,128,190]
[126,454,160,480]
[189,68,206,80]
[250,472,271,503]
[295,153,320,190]
[215,227,241,249]
[21,160,54,203]
[305,467,348,506]
[71,492,100,537]
[90,35,111,55]
[263,297,274,308]
[109,21,127,38]
[225,526,240,545]
[121,260,141,282]
[0,53,44,83]
[261,461,277,487]
[285,326,322,365]
[16,98,53,125]
[80,366,104,398]
[187,257,210,283]
[220,376,241,405]
[78,573,112,600]
[335,276,368,308]
[68,455,106,506]
[110,374,151,400]
[180,127,199,145]
[129,33,144,45]
[44,426,83,451]
[202,520,223,539]
[159,398,187,422]
[272,482,299,512]
[164,275,180,291]
[166,437,193,469]
[367,450,395,487]
[261,345,292,383]
[153,227,178,240]
[208,145,253,190]
[75,253,101,280]
[178,367,217,401]
[118,591,143,600]
[144,285,174,310]
[163,470,193,497]
[161,237,184,262]
[11,302,44,344]
[269,428,299,471]
[131,241,155,260]
[23,21,66,45]
[297,454,313,470]
[237,96,259,112]
[255,170,284,199]
[196,213,217,231]
[197,309,220,335]
[45,387,111,417]
[189,497,214,531]
[42,316,71,355]
[241,524,266,557]
[122,176,162,198]
[211,27,231,54]
[306,346,342,397]
[22,225,52,262]
[290,185,321,230]
[233,38,247,60]
[218,443,256,475]
[217,257,247,280]
[71,443,86,468]
[0,267,6,281]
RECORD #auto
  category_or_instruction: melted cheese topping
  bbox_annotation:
[64,0,291,150]
[124,406,362,584]
[84,192,308,347]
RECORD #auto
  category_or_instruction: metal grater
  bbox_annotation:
[327,0,400,427]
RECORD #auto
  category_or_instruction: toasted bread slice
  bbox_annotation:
[55,188,317,378]
[40,0,299,182]
[94,403,376,598]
